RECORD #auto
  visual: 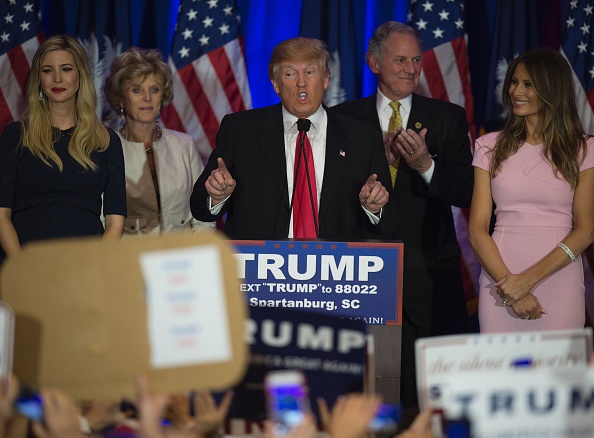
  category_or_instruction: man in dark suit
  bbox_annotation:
[191,37,396,241]
[333,22,473,415]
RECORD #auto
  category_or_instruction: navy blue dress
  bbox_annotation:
[0,122,126,265]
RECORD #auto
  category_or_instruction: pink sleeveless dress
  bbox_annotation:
[472,132,594,332]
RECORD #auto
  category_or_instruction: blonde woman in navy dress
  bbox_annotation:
[469,48,594,332]
[0,36,126,266]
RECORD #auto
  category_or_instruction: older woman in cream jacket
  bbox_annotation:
[105,47,213,236]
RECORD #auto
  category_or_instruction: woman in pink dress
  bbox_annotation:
[469,48,594,333]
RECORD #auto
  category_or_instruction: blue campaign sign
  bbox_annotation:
[232,240,403,325]
[224,306,367,424]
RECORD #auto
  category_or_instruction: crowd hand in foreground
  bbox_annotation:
[317,393,382,438]
[318,394,434,438]
[0,375,18,422]
[31,388,88,438]
[396,409,433,438]
[81,398,126,433]
[0,374,27,438]
[136,374,233,438]
[264,413,318,438]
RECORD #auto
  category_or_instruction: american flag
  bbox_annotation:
[562,0,594,133]
[0,0,44,132]
[161,0,252,159]
[408,0,475,140]
[561,0,594,324]
[408,0,480,308]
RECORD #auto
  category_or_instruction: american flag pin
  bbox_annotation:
[339,150,346,157]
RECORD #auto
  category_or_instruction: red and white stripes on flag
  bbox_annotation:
[417,35,476,142]
[0,24,43,131]
[0,0,44,132]
[161,0,251,159]
[0,36,39,130]
[409,0,480,308]
[418,34,481,308]
[163,39,251,158]
[561,0,594,323]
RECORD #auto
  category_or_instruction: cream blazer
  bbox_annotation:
[120,127,214,236]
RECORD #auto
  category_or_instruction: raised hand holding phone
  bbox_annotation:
[14,384,43,423]
[264,370,310,436]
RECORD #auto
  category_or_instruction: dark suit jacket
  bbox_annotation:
[333,93,473,328]
[190,103,396,241]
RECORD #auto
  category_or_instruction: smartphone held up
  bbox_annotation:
[14,384,44,422]
[265,370,310,435]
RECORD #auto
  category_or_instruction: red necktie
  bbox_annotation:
[293,127,318,238]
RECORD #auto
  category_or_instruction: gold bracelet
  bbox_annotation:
[557,242,576,261]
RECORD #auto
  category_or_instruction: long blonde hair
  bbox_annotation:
[22,35,109,171]
[492,48,587,188]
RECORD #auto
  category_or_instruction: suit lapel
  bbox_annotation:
[258,104,290,210]
[408,94,424,133]
[409,94,438,158]
[320,109,349,217]
[358,94,382,131]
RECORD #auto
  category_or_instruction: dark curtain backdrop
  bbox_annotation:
[39,0,568,134]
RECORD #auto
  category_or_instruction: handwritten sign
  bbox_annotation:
[140,245,232,368]
[232,240,403,325]
[416,329,592,412]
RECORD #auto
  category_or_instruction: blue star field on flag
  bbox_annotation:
[170,0,241,70]
[408,0,465,52]
[0,0,41,57]
[563,0,594,102]
[0,0,43,131]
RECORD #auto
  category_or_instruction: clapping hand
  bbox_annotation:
[394,128,432,174]
[384,127,403,165]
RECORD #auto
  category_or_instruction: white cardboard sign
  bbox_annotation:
[416,329,592,411]
[140,245,232,368]
[440,368,594,437]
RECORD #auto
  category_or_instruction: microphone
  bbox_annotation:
[297,118,311,133]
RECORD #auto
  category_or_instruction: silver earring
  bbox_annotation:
[38,90,44,100]
[119,107,124,117]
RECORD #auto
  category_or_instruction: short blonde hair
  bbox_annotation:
[268,37,330,82]
[104,46,173,113]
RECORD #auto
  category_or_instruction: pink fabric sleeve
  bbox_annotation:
[472,132,498,172]
[579,136,594,171]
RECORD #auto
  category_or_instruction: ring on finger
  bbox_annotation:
[409,150,414,155]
